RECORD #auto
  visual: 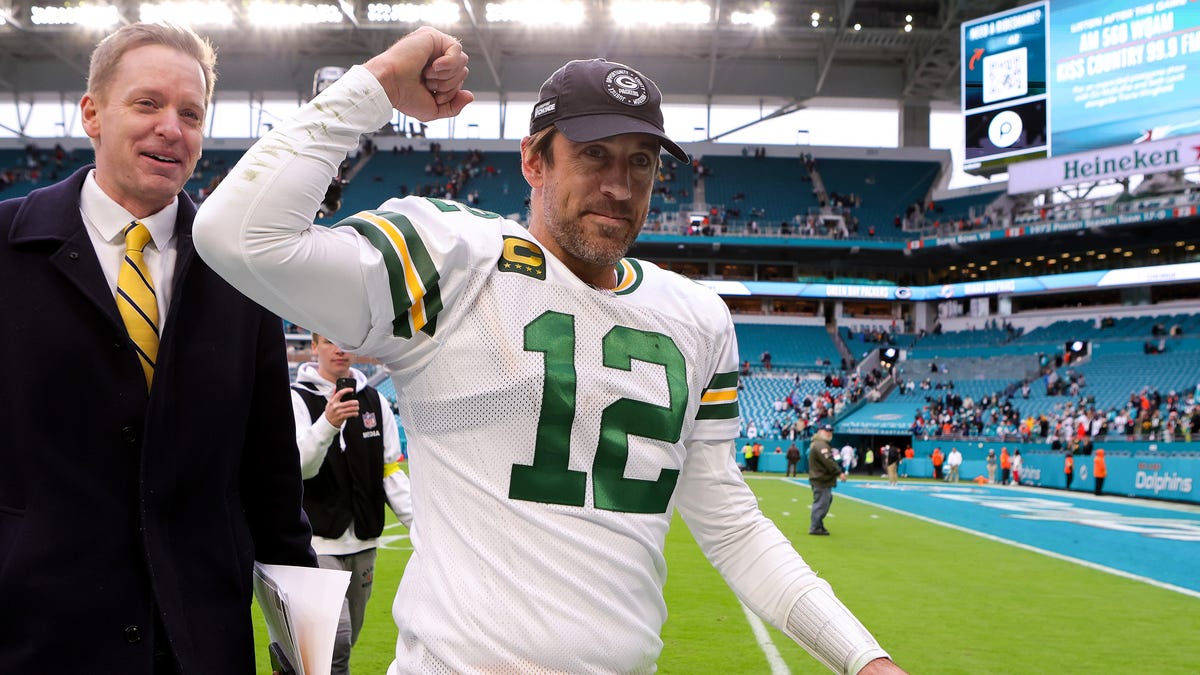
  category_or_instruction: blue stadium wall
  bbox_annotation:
[902,439,1200,505]
[732,437,1200,505]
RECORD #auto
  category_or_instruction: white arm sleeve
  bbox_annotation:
[380,392,414,528]
[674,438,889,674]
[291,389,340,479]
[193,66,395,350]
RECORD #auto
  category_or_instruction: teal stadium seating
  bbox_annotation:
[647,158,692,227]
[815,158,940,240]
[700,156,818,233]
[0,146,93,199]
[325,149,527,224]
[736,374,847,439]
[885,315,1200,425]
[924,190,1003,228]
[733,323,841,370]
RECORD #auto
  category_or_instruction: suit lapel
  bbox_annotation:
[11,166,125,331]
[161,194,198,337]
[49,227,124,329]
[12,168,208,345]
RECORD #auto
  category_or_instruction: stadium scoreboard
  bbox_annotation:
[962,2,1049,175]
[962,0,1200,176]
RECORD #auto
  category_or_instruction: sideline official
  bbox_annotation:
[808,423,846,535]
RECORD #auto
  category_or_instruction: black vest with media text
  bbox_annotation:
[293,382,388,540]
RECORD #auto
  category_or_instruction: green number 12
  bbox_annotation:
[508,310,687,514]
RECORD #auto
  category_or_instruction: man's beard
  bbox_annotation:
[540,188,641,268]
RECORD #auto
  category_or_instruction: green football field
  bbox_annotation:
[253,471,1200,674]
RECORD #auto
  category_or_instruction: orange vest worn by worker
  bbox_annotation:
[931,448,944,467]
[1000,448,1012,470]
[1094,449,1107,478]
[1064,455,1074,474]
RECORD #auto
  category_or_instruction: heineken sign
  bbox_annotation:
[1008,132,1200,194]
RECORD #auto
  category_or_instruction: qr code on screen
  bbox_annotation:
[982,47,1027,104]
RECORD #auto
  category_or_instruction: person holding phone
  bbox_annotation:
[290,333,413,675]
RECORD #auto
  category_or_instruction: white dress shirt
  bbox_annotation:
[79,170,179,324]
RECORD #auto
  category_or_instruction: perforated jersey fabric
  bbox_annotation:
[336,196,740,673]
[192,63,890,675]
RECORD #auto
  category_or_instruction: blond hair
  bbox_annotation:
[88,22,217,107]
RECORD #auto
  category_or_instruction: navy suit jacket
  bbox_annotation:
[0,166,316,674]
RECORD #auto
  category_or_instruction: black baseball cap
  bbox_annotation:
[819,423,835,432]
[530,58,689,163]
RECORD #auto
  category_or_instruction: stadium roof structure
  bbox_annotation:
[1,0,1027,123]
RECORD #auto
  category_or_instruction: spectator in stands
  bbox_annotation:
[194,31,902,673]
[946,447,963,483]
[292,333,413,675]
[808,424,845,535]
[761,350,772,371]
[0,23,316,674]
[1093,449,1107,495]
[793,417,809,439]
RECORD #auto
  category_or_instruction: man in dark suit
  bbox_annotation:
[0,23,315,675]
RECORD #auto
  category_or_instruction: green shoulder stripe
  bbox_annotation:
[707,371,739,390]
[696,402,739,420]
[696,370,739,420]
[334,210,443,338]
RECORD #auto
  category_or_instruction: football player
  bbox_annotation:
[195,26,904,675]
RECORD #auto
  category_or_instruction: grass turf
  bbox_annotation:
[254,471,1200,673]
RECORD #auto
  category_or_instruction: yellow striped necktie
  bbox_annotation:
[116,220,159,389]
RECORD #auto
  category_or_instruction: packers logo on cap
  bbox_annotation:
[605,68,648,106]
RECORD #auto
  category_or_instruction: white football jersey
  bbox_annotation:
[193,64,891,675]
[335,197,741,673]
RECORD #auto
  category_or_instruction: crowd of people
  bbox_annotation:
[739,369,877,443]
[0,142,83,194]
[908,380,1200,447]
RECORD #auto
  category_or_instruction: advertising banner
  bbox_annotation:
[1008,132,1200,193]
[1021,451,1198,504]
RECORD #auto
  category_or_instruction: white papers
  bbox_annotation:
[253,562,351,675]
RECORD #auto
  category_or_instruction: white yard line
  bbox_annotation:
[784,477,1200,600]
[739,601,791,675]
[379,522,412,550]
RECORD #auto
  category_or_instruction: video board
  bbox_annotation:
[962,0,1200,175]
[962,3,1049,174]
